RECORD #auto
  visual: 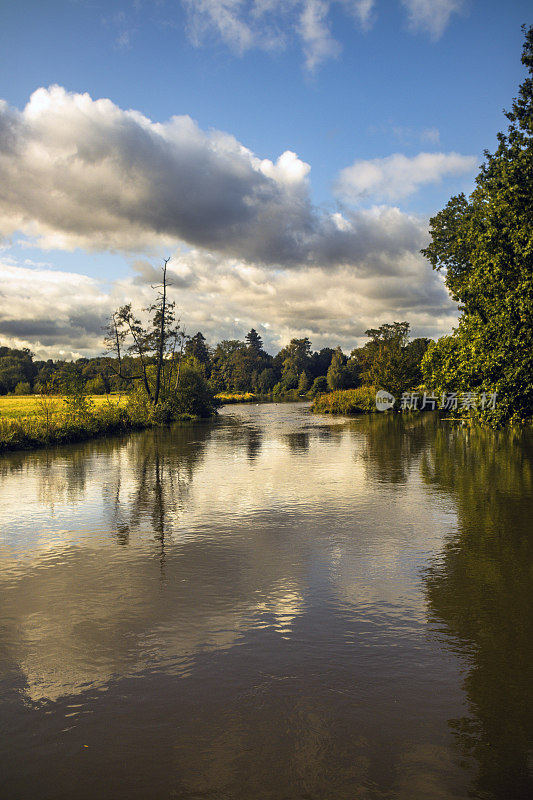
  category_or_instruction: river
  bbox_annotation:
[0,403,532,799]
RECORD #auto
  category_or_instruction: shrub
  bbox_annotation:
[311,386,377,415]
[85,376,106,394]
[309,375,328,397]
[14,381,31,395]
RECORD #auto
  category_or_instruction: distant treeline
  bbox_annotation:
[0,322,431,402]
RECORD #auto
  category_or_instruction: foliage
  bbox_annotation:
[126,357,217,423]
[311,386,377,415]
[245,328,264,354]
[278,337,312,380]
[105,258,184,405]
[355,322,428,396]
[257,367,276,394]
[185,331,210,366]
[215,392,257,404]
[297,371,310,393]
[326,347,347,390]
[14,381,31,395]
[0,348,37,394]
[85,376,107,394]
[421,26,533,425]
[309,375,328,397]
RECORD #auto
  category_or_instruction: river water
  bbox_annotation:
[0,403,532,799]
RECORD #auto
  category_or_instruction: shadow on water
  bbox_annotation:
[421,425,533,800]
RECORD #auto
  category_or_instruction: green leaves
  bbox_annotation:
[421,27,533,426]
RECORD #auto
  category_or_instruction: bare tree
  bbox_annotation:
[104,258,185,406]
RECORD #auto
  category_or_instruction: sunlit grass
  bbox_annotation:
[0,394,127,419]
[215,392,258,403]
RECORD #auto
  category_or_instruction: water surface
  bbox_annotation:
[1,404,532,799]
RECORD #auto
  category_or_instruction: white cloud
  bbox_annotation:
[348,0,376,30]
[180,1,462,67]
[182,0,376,71]
[420,127,440,144]
[298,0,341,72]
[183,0,256,54]
[400,0,465,40]
[0,86,433,269]
[390,125,440,145]
[0,262,112,359]
[336,151,476,202]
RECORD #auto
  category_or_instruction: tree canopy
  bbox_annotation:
[421,26,533,425]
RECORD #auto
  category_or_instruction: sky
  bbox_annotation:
[0,0,530,359]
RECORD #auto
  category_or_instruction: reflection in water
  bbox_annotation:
[422,426,533,800]
[284,430,310,452]
[357,412,434,484]
[0,404,531,799]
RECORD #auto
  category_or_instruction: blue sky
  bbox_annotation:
[0,1,531,357]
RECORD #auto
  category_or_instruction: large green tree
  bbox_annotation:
[421,26,533,425]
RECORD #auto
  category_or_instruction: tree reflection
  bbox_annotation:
[245,425,262,461]
[357,412,436,483]
[284,431,310,453]
[422,425,533,799]
[103,423,213,572]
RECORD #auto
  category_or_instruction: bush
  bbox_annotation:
[309,376,328,397]
[14,381,31,395]
[126,358,218,423]
[85,376,106,394]
[311,386,377,415]
[170,359,218,418]
[215,392,257,404]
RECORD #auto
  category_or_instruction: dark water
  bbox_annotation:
[0,404,532,800]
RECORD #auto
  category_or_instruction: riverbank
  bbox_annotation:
[0,396,211,454]
[310,386,377,415]
[215,392,259,404]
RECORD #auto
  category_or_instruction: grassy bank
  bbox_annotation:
[311,387,377,415]
[0,394,207,453]
[215,392,258,404]
[0,405,144,452]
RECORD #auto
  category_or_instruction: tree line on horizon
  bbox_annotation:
[0,322,431,403]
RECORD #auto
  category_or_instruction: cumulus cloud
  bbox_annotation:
[400,0,465,40]
[0,86,433,270]
[335,151,476,202]
[0,87,461,358]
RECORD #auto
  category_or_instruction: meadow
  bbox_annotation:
[0,393,127,419]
